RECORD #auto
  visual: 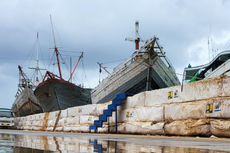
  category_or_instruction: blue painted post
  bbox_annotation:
[108,116,109,133]
[116,108,117,133]
[115,141,117,153]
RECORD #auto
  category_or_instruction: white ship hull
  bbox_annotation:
[92,37,180,104]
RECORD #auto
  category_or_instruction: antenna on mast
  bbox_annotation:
[210,26,214,59]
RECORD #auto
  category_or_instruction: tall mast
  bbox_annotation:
[50,15,62,79]
[29,33,46,87]
[125,20,145,52]
[36,33,39,86]
[135,21,140,51]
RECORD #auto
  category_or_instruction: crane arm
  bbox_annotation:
[68,52,83,81]
[97,62,111,75]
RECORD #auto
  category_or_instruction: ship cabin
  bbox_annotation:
[183,50,230,84]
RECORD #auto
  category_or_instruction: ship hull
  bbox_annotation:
[91,54,180,104]
[12,87,43,117]
[34,78,91,112]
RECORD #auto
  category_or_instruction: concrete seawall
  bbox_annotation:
[14,75,230,137]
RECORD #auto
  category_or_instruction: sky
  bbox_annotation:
[1,0,230,108]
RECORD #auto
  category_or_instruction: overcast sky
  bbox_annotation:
[1,0,230,108]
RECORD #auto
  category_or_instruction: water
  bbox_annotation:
[0,131,230,153]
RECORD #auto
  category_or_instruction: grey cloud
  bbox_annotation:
[1,0,230,108]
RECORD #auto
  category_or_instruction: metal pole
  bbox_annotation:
[70,57,72,82]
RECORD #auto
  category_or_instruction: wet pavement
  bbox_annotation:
[0,129,230,152]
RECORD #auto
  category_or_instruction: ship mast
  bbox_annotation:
[29,33,46,87]
[125,20,145,51]
[36,33,39,85]
[50,15,62,79]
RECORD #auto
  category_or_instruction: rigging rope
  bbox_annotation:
[21,38,37,66]
[38,40,47,70]
[48,52,56,70]
[101,58,127,65]
[81,58,90,88]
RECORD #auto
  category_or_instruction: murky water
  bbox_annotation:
[0,132,230,153]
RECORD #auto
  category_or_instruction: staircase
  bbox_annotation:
[89,93,133,132]
[89,139,107,153]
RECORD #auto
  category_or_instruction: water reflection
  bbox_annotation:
[0,133,14,152]
[0,133,229,153]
